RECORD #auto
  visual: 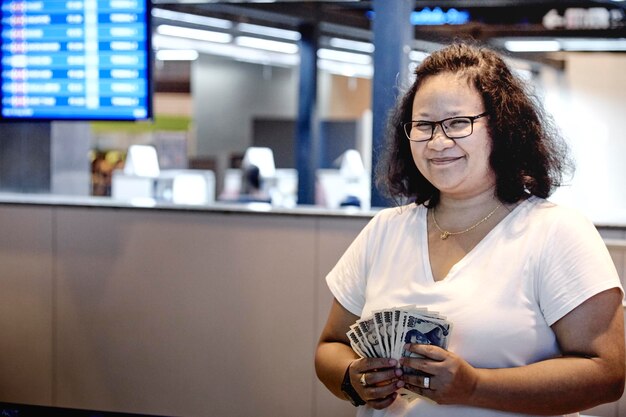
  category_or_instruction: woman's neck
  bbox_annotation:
[437,188,499,212]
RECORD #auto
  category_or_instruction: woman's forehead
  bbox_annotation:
[411,75,483,113]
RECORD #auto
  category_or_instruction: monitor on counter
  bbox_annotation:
[0,0,152,121]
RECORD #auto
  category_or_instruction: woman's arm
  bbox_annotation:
[315,299,404,410]
[401,288,625,415]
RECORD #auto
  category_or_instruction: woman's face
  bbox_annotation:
[409,73,496,200]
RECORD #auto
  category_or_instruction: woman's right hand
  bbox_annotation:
[349,357,405,409]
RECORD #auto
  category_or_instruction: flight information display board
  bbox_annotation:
[0,0,151,120]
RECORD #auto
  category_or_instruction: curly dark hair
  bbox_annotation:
[375,42,573,207]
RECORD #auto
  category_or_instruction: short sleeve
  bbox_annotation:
[537,207,623,326]
[325,211,385,316]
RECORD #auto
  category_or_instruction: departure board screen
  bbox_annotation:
[0,0,151,120]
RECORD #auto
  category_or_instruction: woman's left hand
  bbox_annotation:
[399,343,478,405]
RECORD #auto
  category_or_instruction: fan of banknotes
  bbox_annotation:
[346,306,453,401]
[347,305,453,364]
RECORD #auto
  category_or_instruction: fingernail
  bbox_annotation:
[396,380,405,388]
[389,359,397,366]
[395,368,403,377]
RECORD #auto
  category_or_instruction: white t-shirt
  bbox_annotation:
[326,196,622,417]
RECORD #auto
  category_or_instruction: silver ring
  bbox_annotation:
[359,373,367,387]
[423,376,430,389]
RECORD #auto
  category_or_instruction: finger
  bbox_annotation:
[407,380,435,395]
[404,343,446,360]
[363,381,402,403]
[362,367,403,387]
[399,356,437,376]
[357,357,398,373]
[401,373,433,390]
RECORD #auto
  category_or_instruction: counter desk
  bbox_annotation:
[0,193,623,417]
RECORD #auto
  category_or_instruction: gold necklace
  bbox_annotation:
[431,203,502,240]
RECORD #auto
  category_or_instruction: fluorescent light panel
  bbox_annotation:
[328,37,374,53]
[156,25,232,44]
[504,40,561,52]
[235,36,298,54]
[237,23,301,41]
[318,59,373,78]
[560,38,626,51]
[409,50,429,62]
[317,48,372,65]
[152,34,299,67]
[504,38,626,52]
[156,49,199,61]
[151,8,232,29]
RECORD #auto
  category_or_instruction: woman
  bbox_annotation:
[315,43,624,417]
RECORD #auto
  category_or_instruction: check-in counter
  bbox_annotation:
[0,194,623,417]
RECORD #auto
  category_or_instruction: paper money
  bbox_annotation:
[346,306,453,402]
[347,305,452,361]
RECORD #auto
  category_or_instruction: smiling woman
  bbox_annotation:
[406,73,495,202]
[315,42,624,417]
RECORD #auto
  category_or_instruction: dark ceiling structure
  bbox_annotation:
[151,0,626,49]
[149,0,626,92]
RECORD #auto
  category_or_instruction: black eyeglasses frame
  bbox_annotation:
[402,111,489,142]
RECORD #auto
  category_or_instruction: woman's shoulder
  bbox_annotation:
[363,203,423,235]
[372,202,422,223]
[520,196,596,233]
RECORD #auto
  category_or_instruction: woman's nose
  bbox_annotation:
[428,124,455,150]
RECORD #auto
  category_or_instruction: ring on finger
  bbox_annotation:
[359,373,368,387]
[423,376,430,389]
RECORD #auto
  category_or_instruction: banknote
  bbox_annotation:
[346,305,453,401]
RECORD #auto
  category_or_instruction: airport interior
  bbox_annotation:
[0,1,625,416]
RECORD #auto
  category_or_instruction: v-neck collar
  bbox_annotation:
[419,199,530,284]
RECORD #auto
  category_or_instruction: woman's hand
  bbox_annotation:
[399,344,478,405]
[350,357,405,409]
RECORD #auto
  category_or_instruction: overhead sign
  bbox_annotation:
[543,7,625,30]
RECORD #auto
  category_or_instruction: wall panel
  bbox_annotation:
[0,206,53,404]
[54,208,317,417]
[314,216,370,417]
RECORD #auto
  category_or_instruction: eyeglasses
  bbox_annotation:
[402,112,489,142]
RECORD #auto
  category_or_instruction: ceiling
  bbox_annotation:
[150,0,625,87]
[151,0,626,47]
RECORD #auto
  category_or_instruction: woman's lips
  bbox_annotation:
[430,156,463,165]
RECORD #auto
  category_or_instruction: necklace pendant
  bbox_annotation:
[440,231,450,240]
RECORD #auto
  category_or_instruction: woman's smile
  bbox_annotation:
[410,73,495,198]
[429,156,464,165]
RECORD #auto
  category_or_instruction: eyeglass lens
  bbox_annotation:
[405,117,474,141]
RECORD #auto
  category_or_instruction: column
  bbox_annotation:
[296,23,319,206]
[370,0,414,207]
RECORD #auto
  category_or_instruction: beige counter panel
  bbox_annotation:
[0,206,53,405]
[54,207,318,416]
[0,202,623,417]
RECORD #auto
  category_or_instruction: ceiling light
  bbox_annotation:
[409,50,429,62]
[504,40,561,52]
[156,49,199,61]
[328,37,374,53]
[235,36,299,54]
[317,48,372,65]
[152,34,299,67]
[156,25,232,44]
[237,23,301,41]
[151,8,233,30]
[560,38,626,51]
[318,59,373,78]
